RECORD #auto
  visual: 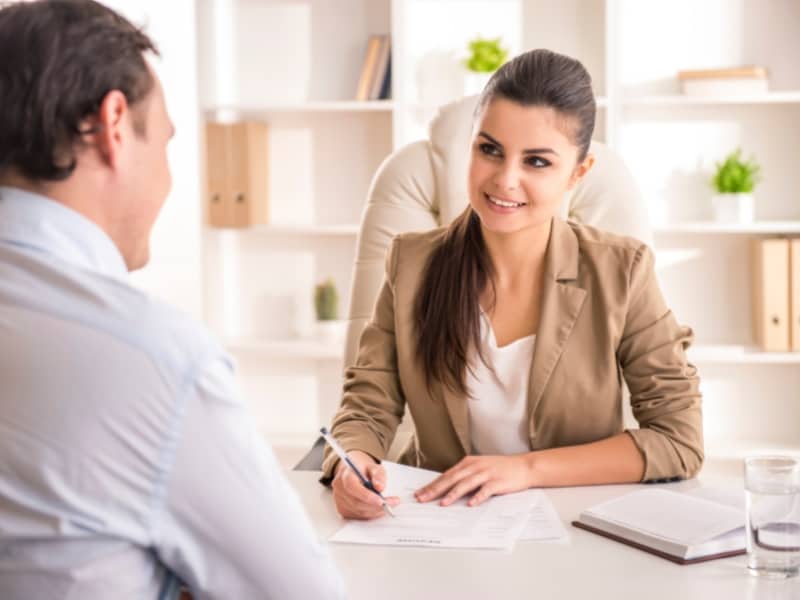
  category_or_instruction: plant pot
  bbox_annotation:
[315,319,347,344]
[711,193,754,223]
[463,71,493,96]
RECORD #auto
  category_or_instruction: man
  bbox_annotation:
[0,1,345,598]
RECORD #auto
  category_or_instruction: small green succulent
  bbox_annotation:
[465,36,508,73]
[711,148,761,194]
[314,279,338,321]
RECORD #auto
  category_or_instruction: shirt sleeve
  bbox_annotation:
[150,354,345,600]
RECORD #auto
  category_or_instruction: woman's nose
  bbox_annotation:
[492,163,521,192]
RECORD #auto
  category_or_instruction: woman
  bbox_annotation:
[323,49,702,520]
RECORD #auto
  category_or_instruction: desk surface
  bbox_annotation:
[289,460,800,600]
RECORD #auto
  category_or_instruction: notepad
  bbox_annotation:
[572,488,746,564]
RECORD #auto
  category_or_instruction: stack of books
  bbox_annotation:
[355,34,391,101]
[677,65,769,96]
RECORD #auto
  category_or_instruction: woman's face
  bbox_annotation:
[467,97,593,236]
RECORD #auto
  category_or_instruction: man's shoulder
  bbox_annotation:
[109,280,223,372]
[0,244,223,377]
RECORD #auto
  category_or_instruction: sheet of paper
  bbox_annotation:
[520,493,569,542]
[329,461,540,549]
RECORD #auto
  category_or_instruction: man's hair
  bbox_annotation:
[0,0,159,182]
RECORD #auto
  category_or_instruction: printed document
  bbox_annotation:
[329,462,564,549]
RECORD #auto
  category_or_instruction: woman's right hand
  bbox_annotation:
[331,450,400,520]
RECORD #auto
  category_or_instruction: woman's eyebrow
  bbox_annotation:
[477,131,559,156]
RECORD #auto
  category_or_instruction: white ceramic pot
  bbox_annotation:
[463,71,493,96]
[711,193,755,223]
[315,319,347,344]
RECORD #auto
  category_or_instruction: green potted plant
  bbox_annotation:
[710,148,761,223]
[463,36,508,95]
[314,278,345,343]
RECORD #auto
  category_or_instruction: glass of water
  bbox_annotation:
[745,455,800,578]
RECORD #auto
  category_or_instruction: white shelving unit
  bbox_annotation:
[623,91,800,106]
[656,222,800,235]
[689,345,800,365]
[224,338,345,360]
[198,0,800,455]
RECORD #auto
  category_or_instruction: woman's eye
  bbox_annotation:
[478,143,500,157]
[526,156,551,168]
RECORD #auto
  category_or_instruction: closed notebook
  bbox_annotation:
[572,488,745,565]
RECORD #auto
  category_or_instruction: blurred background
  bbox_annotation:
[100,0,800,467]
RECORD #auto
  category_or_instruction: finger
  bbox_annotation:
[416,463,477,502]
[333,478,386,519]
[336,495,385,520]
[467,482,498,507]
[342,471,385,508]
[440,472,489,506]
[364,463,388,492]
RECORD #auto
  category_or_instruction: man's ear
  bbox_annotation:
[567,153,595,191]
[79,90,129,168]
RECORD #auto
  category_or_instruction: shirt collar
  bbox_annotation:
[0,186,129,280]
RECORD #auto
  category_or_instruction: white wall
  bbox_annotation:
[103,1,204,320]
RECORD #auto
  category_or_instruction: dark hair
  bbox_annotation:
[414,49,596,397]
[0,0,159,182]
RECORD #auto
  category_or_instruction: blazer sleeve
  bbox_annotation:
[320,236,407,483]
[618,244,704,481]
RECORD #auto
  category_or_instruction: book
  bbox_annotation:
[354,35,386,101]
[368,36,391,100]
[677,65,768,96]
[572,488,746,565]
[378,55,391,100]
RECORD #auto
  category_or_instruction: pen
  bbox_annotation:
[319,427,395,518]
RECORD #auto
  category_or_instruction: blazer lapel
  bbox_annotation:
[527,219,586,437]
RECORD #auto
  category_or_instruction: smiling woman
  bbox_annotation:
[322,49,703,521]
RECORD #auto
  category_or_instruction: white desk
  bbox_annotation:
[289,460,800,600]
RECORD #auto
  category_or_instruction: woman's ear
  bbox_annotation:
[567,153,595,190]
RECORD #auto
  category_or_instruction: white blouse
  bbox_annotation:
[466,311,536,455]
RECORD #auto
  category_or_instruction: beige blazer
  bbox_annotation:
[322,219,703,483]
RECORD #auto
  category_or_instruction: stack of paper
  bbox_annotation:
[330,462,568,550]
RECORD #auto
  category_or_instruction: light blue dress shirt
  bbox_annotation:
[0,187,345,599]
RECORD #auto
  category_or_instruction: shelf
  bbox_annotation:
[654,221,800,234]
[205,101,394,119]
[224,338,344,360]
[204,224,359,236]
[248,224,360,236]
[706,440,800,462]
[407,96,608,113]
[623,91,800,106]
[688,345,800,364]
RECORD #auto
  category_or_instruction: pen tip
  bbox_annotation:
[319,427,328,435]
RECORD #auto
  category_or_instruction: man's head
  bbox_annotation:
[0,0,174,271]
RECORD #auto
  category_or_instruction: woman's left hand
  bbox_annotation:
[414,454,535,507]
